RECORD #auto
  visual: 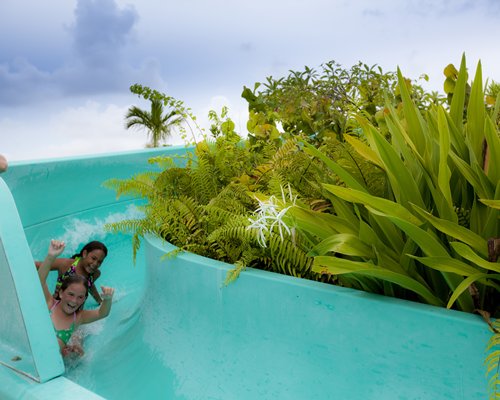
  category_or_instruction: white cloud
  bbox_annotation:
[1,101,147,161]
[1,0,500,162]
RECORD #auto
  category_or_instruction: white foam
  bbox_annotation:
[60,204,144,252]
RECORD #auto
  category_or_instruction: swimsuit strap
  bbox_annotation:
[49,300,76,318]
[55,258,79,291]
[87,273,95,289]
[49,300,60,312]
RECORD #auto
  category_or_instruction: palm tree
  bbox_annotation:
[125,98,182,147]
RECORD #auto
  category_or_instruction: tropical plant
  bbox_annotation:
[107,56,498,397]
[112,58,499,314]
[242,60,445,146]
[125,84,185,147]
[107,98,389,284]
[255,55,500,315]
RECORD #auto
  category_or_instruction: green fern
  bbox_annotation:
[104,124,389,290]
[103,171,159,199]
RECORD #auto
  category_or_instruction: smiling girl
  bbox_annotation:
[38,240,114,357]
[36,241,108,304]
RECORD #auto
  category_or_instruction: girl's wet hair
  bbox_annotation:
[56,274,89,310]
[71,241,108,259]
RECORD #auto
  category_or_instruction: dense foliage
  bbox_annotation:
[107,57,499,312]
[242,60,444,145]
[106,56,499,396]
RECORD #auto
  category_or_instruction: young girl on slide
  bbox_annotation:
[38,239,114,357]
[36,240,108,304]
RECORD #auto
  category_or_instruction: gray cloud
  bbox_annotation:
[70,0,138,67]
[0,0,144,107]
[0,58,59,107]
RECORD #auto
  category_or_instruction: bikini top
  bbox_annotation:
[49,301,76,345]
[54,257,95,295]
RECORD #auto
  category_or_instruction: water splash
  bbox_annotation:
[60,204,143,252]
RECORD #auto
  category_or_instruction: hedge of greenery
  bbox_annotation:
[105,55,499,396]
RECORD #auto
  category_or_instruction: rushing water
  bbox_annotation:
[22,204,489,400]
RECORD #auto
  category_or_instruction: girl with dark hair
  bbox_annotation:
[35,240,108,304]
[38,240,114,357]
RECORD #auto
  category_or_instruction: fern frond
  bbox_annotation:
[224,247,265,285]
[154,167,193,198]
[192,157,219,204]
[225,261,246,285]
[272,138,302,164]
[104,219,147,235]
[103,171,159,199]
[267,232,313,278]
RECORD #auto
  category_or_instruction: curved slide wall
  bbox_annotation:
[0,147,189,399]
[0,148,492,399]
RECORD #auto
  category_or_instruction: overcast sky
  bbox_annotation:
[1,0,500,161]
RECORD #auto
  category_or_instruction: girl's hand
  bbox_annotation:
[48,240,65,258]
[101,286,114,300]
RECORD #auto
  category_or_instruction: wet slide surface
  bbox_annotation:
[1,149,491,399]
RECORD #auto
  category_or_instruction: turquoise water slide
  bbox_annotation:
[0,148,492,399]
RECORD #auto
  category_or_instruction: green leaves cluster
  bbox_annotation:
[242,60,444,145]
[107,56,500,398]
[288,55,499,316]
[111,57,498,316]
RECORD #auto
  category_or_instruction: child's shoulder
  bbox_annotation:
[56,258,76,273]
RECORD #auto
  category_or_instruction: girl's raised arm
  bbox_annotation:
[38,240,65,305]
[79,286,114,324]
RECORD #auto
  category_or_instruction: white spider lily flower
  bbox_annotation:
[248,185,297,248]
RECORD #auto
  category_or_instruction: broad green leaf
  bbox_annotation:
[302,142,367,192]
[411,204,488,258]
[409,255,480,276]
[362,119,425,209]
[450,242,500,273]
[422,168,457,223]
[479,199,500,209]
[309,233,375,258]
[466,61,485,161]
[372,210,473,313]
[343,134,384,169]
[437,107,452,204]
[373,211,450,257]
[397,68,426,155]
[368,213,404,254]
[374,246,411,275]
[329,196,360,228]
[385,103,423,164]
[288,206,356,239]
[444,112,468,159]
[323,185,423,226]
[449,152,493,199]
[447,273,500,309]
[449,54,467,131]
[484,117,500,183]
[364,214,404,257]
[313,256,443,306]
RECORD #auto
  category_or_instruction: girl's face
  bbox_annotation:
[81,249,106,275]
[59,283,87,314]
